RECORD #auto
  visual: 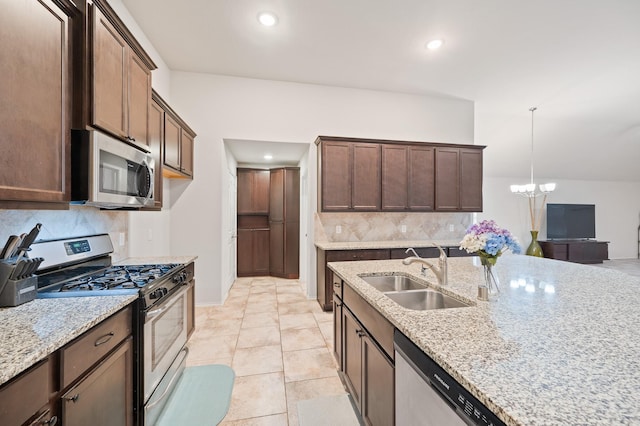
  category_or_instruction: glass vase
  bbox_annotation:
[526,230,544,257]
[478,255,499,300]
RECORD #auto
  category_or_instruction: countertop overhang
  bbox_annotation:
[328,255,640,425]
[315,239,462,250]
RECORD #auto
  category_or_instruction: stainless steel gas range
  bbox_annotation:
[33,234,193,425]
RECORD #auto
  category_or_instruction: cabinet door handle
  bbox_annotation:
[65,394,80,403]
[44,416,58,426]
[31,411,58,426]
[94,332,115,346]
[333,282,341,288]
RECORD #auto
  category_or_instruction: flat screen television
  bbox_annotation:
[546,203,596,240]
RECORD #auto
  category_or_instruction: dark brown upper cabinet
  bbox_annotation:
[381,144,435,211]
[152,90,196,180]
[317,136,484,213]
[237,169,270,215]
[145,97,164,209]
[435,147,483,211]
[320,140,381,211]
[0,0,77,209]
[90,2,154,149]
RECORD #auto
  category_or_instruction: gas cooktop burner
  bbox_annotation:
[57,264,179,293]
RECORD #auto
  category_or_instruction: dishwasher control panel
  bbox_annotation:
[394,330,506,426]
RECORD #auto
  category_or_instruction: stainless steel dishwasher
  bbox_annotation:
[394,331,505,426]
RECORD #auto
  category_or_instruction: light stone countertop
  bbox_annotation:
[0,256,197,387]
[0,295,137,386]
[328,255,640,426]
[314,239,462,250]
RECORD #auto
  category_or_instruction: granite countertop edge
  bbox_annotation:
[0,295,137,386]
[315,239,462,250]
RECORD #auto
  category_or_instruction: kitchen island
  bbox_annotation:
[329,255,640,425]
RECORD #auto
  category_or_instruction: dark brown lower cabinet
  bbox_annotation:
[342,308,363,413]
[342,307,395,426]
[62,337,133,426]
[0,357,56,425]
[333,294,343,369]
[362,334,395,426]
[237,229,270,276]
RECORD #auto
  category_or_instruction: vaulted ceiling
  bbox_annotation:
[122,0,640,181]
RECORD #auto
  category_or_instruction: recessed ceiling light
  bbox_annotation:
[264,154,273,160]
[426,39,444,50]
[258,12,278,27]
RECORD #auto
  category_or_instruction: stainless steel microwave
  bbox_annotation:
[71,129,155,208]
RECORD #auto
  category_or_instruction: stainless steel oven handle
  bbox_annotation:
[145,286,188,320]
[146,305,168,319]
[145,346,189,410]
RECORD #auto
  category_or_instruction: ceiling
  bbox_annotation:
[122,0,640,180]
[224,139,309,166]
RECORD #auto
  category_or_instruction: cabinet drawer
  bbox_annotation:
[0,357,51,425]
[326,249,390,262]
[61,306,132,389]
[332,273,343,300]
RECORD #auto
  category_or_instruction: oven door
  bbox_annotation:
[143,286,188,403]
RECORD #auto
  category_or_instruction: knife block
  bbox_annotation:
[0,260,38,307]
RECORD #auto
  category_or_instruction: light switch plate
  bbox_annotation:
[401,225,407,233]
[119,232,126,246]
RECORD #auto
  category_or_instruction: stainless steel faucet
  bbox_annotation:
[402,245,448,286]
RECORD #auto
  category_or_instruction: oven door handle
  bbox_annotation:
[146,305,169,319]
[146,346,189,410]
[145,286,188,320]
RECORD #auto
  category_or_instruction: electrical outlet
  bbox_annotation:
[449,224,455,232]
[335,225,342,234]
[401,225,407,233]
[119,232,126,246]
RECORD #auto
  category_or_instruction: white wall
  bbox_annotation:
[168,72,475,305]
[481,177,640,259]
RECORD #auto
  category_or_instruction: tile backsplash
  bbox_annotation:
[315,212,472,242]
[0,206,129,261]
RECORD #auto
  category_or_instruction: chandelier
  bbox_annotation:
[510,107,556,255]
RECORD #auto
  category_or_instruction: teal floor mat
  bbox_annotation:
[156,364,235,425]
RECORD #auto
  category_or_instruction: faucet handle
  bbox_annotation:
[405,247,420,258]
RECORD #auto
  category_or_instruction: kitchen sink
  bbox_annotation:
[385,289,470,310]
[360,274,427,292]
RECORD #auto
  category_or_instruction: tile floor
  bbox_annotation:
[186,276,347,425]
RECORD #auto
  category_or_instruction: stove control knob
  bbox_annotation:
[150,288,168,299]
